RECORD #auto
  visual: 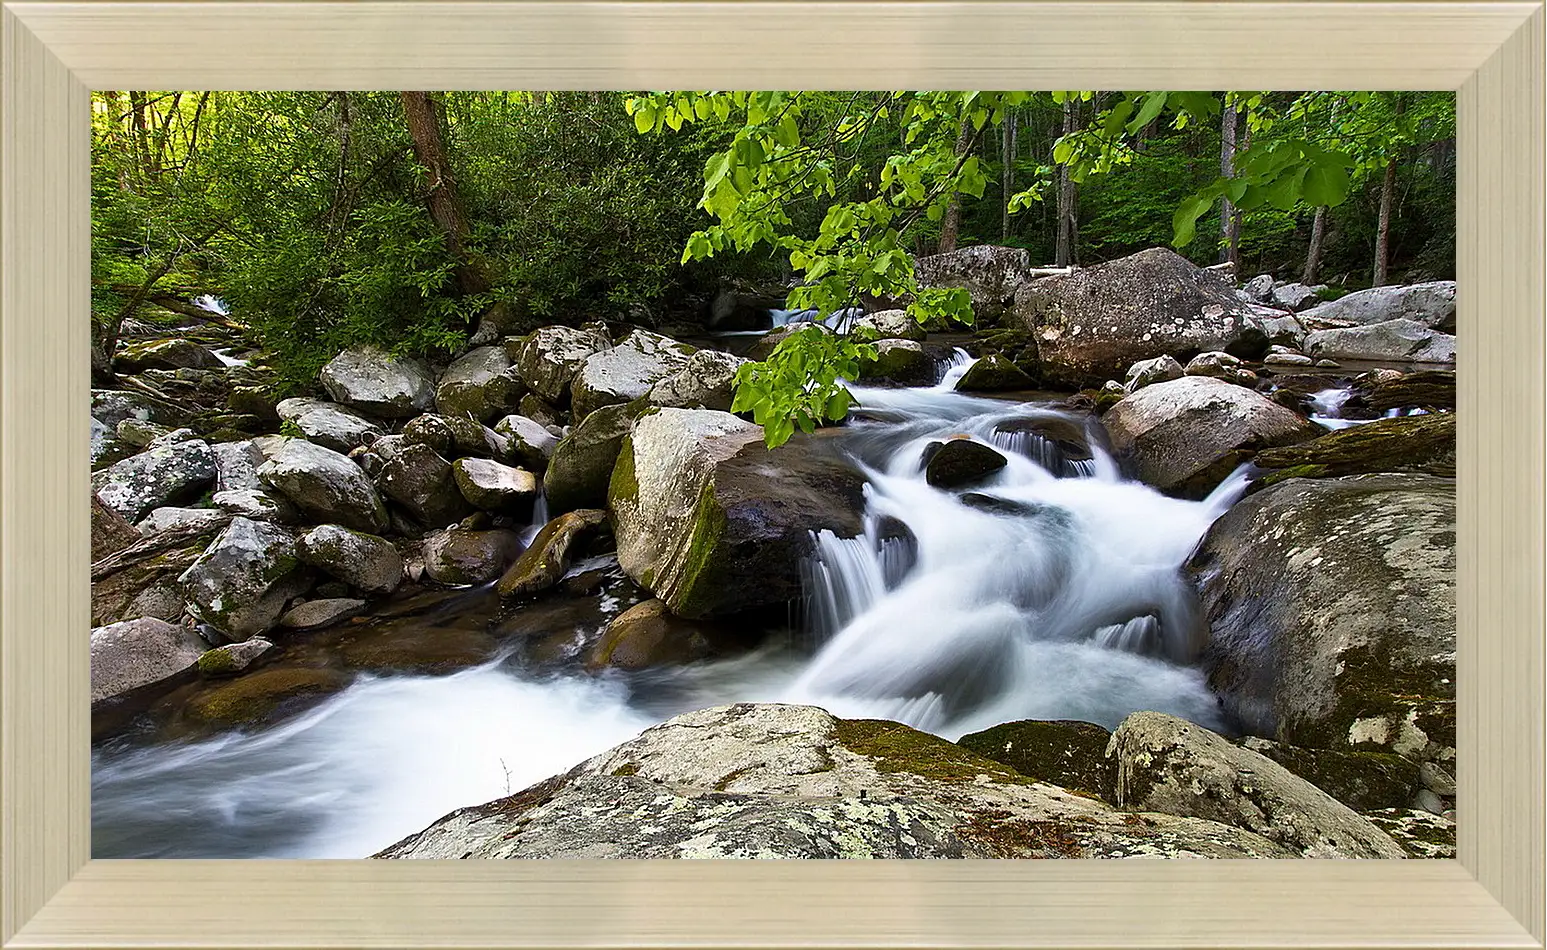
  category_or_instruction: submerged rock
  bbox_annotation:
[258,438,390,534]
[1191,474,1455,753]
[1108,711,1407,858]
[379,703,1292,859]
[1101,376,1319,497]
[180,666,349,729]
[179,517,314,641]
[319,345,436,418]
[92,439,217,523]
[280,597,367,630]
[496,509,605,599]
[610,409,867,618]
[90,617,209,704]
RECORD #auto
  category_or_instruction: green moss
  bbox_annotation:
[611,762,640,777]
[1254,414,1455,479]
[196,649,237,676]
[957,720,1116,802]
[607,435,639,508]
[668,480,729,618]
[833,718,1034,786]
[183,667,347,727]
[1253,464,1329,490]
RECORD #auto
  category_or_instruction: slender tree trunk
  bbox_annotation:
[1373,159,1398,286]
[1055,100,1077,267]
[1219,100,1241,270]
[1303,205,1328,284]
[1001,108,1016,241]
[401,91,489,295]
[936,119,975,255]
[149,91,181,179]
[128,91,151,185]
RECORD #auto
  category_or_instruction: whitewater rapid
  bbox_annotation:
[92,355,1251,858]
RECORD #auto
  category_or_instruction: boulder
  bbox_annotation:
[493,414,560,470]
[1299,282,1456,332]
[179,666,349,730]
[1108,711,1407,858]
[377,442,472,528]
[90,617,208,704]
[92,493,142,562]
[296,524,403,595]
[850,309,926,342]
[1183,351,1243,379]
[1122,354,1184,393]
[543,403,637,514]
[1190,474,1455,753]
[452,458,539,515]
[318,345,436,417]
[1101,376,1320,497]
[914,245,1034,322]
[1237,737,1420,812]
[957,720,1116,803]
[1010,247,1285,386]
[1241,274,1275,303]
[91,519,229,627]
[212,488,298,523]
[585,598,734,671]
[570,330,694,421]
[610,409,867,618]
[281,597,367,630]
[211,440,267,492]
[515,326,612,404]
[1271,282,1323,312]
[257,438,390,533]
[647,349,748,412]
[423,528,524,586]
[275,397,383,453]
[1263,352,1314,367]
[435,346,524,421]
[858,339,933,386]
[115,418,173,449]
[1362,808,1456,858]
[518,393,563,429]
[92,389,185,430]
[922,439,1008,489]
[113,338,224,374]
[955,354,1035,392]
[400,415,457,456]
[92,439,217,523]
[1253,413,1456,482]
[179,517,314,641]
[1304,319,1456,363]
[195,637,275,677]
[496,509,606,598]
[380,703,1292,859]
[1361,370,1456,412]
[136,506,230,535]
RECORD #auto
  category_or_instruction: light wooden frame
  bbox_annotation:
[2,2,1542,946]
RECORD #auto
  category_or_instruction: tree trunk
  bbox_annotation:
[936,119,975,255]
[400,91,489,296]
[128,91,151,185]
[1303,205,1328,284]
[1219,100,1241,270]
[1054,100,1077,267]
[1373,158,1398,286]
[1001,108,1016,241]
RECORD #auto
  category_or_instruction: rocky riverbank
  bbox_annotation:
[90,246,1457,859]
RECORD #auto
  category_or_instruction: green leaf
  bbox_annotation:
[1302,161,1349,207]
[1126,91,1168,134]
[1171,194,1214,247]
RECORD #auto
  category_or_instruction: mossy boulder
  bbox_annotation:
[610,409,866,619]
[955,354,1034,392]
[179,517,315,641]
[857,339,934,386]
[1190,473,1455,753]
[1253,413,1455,482]
[515,325,612,403]
[258,438,390,533]
[1362,807,1456,858]
[296,523,403,595]
[570,329,694,421]
[542,403,638,514]
[585,598,744,671]
[274,397,383,453]
[90,617,209,704]
[435,345,525,421]
[922,438,1008,489]
[1238,737,1420,812]
[377,442,472,528]
[92,439,217,523]
[92,493,142,562]
[180,666,349,729]
[280,597,367,630]
[195,637,275,677]
[319,345,436,418]
[424,527,524,586]
[496,509,606,599]
[452,457,539,516]
[1360,370,1456,412]
[957,720,1116,802]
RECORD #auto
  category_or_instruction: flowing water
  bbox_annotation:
[92,355,1252,859]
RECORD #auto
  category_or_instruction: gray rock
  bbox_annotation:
[195,637,275,676]
[543,403,638,514]
[1101,377,1319,497]
[1011,247,1286,386]
[296,524,403,595]
[92,439,217,522]
[114,338,224,373]
[570,330,694,421]
[1263,352,1314,366]
[319,345,436,418]
[914,245,1035,322]
[1300,282,1456,332]
[275,397,383,453]
[492,414,559,470]
[515,326,612,404]
[179,517,314,640]
[1123,354,1184,393]
[859,339,933,386]
[115,418,173,448]
[1183,351,1243,379]
[611,409,867,618]
[92,389,184,429]
[280,597,367,630]
[212,488,298,523]
[1192,474,1455,753]
[380,703,1292,860]
[136,506,230,535]
[1419,761,1456,797]
[90,617,209,703]
[146,427,199,451]
[923,438,1008,489]
[1242,274,1276,303]
[377,443,471,528]
[1271,282,1323,312]
[1305,319,1456,363]
[212,440,267,492]
[1109,711,1407,858]
[423,528,525,586]
[850,309,926,342]
[647,350,748,412]
[92,493,141,562]
[435,346,523,421]
[258,438,390,533]
[1362,808,1456,858]
[400,414,457,456]
[452,457,538,515]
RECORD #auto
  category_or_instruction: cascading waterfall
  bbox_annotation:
[91,353,1252,859]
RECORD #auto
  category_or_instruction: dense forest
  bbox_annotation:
[91,91,1458,861]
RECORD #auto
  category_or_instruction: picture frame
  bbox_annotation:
[2,1,1542,945]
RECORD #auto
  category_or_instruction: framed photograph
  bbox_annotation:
[3,1,1542,946]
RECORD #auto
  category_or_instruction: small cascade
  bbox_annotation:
[1093,615,1162,656]
[934,348,976,390]
[520,491,551,545]
[193,294,230,316]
